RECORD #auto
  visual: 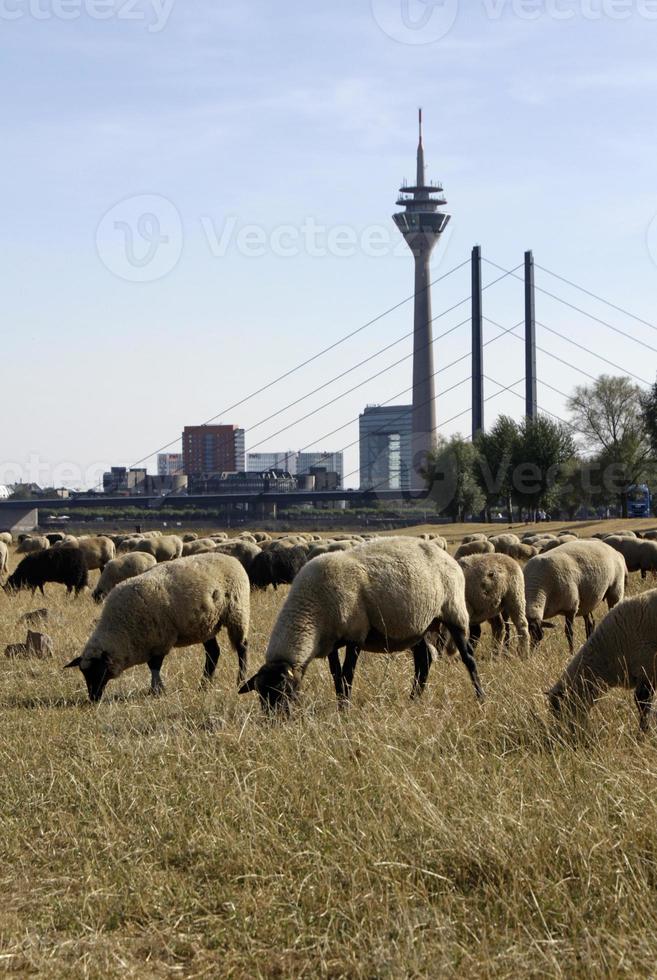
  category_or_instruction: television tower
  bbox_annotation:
[393,109,451,490]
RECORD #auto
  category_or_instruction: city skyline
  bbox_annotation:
[2,3,657,489]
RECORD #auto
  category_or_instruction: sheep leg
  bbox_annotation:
[445,624,485,701]
[469,622,482,651]
[327,647,345,701]
[148,654,166,695]
[341,643,360,704]
[235,641,248,686]
[410,639,432,699]
[490,615,505,654]
[635,679,655,733]
[584,614,595,640]
[564,616,575,654]
[202,637,221,685]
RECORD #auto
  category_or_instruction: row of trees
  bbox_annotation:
[423,375,657,521]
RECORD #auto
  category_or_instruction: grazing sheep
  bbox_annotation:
[461,533,488,544]
[5,547,88,596]
[238,537,483,713]
[307,543,331,561]
[0,541,8,578]
[65,535,115,572]
[249,544,307,590]
[45,532,65,545]
[490,535,537,561]
[489,533,520,548]
[547,588,657,732]
[252,532,272,543]
[182,532,198,542]
[457,553,530,656]
[454,539,495,560]
[641,530,657,542]
[0,531,12,546]
[182,538,218,556]
[17,535,50,555]
[523,540,626,653]
[134,535,183,563]
[92,552,158,602]
[213,540,261,578]
[117,536,144,554]
[601,536,657,580]
[419,533,447,550]
[65,553,250,702]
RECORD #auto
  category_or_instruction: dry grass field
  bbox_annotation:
[2,526,657,977]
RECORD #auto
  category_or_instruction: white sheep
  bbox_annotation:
[490,535,537,561]
[17,535,50,555]
[238,537,483,712]
[91,552,158,602]
[602,536,657,580]
[65,553,250,702]
[547,588,657,732]
[181,538,218,557]
[454,539,495,560]
[523,540,626,653]
[0,531,12,546]
[457,553,530,656]
[0,541,8,578]
[134,535,183,563]
[67,535,116,571]
[419,533,448,550]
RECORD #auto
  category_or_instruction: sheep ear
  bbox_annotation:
[238,674,259,694]
[64,656,82,669]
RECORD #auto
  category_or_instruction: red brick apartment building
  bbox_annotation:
[182,425,246,476]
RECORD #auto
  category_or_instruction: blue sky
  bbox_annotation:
[2,0,657,488]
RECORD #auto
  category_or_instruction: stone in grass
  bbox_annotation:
[19,608,49,626]
[5,630,54,659]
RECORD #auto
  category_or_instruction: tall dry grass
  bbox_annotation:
[1,539,657,977]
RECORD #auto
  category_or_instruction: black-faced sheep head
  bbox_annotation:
[64,652,112,702]
[238,660,301,714]
[528,618,556,648]
[545,680,565,717]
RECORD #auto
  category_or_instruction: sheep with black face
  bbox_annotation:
[65,553,250,702]
[239,537,483,713]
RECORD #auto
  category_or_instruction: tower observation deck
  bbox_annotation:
[393,109,451,490]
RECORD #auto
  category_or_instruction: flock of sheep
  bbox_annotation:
[2,524,657,732]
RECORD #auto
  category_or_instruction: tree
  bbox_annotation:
[474,415,520,520]
[511,415,576,518]
[568,375,652,518]
[423,435,485,522]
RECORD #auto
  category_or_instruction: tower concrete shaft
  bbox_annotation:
[393,109,451,490]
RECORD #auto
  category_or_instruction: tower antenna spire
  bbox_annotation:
[393,110,451,491]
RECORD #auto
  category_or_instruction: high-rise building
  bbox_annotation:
[296,452,343,484]
[182,425,245,476]
[359,405,413,491]
[393,110,451,489]
[247,451,297,475]
[157,453,184,476]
